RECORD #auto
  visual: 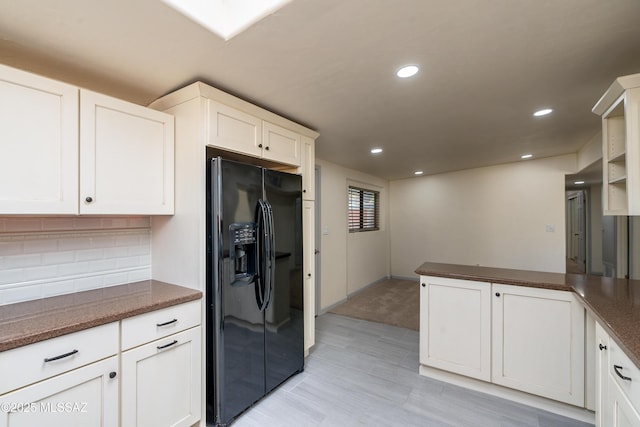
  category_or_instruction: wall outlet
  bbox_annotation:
[545,224,555,233]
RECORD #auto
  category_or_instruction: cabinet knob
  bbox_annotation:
[258,144,263,148]
[265,146,270,151]
[109,371,117,379]
[303,189,307,193]
[599,343,607,351]
[307,273,312,278]
[421,283,426,287]
[85,196,93,203]
[495,292,501,297]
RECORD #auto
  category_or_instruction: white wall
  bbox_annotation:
[390,155,576,277]
[589,183,603,275]
[316,159,390,310]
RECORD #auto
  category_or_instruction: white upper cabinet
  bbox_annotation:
[593,73,640,215]
[0,64,175,215]
[80,90,174,215]
[262,121,301,166]
[0,64,79,214]
[208,100,263,158]
[301,136,315,200]
[208,99,302,167]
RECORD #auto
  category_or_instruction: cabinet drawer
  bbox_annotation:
[0,322,118,395]
[608,338,640,413]
[121,300,201,350]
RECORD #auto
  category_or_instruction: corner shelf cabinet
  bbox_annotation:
[593,73,640,216]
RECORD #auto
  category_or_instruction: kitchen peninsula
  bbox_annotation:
[416,261,640,425]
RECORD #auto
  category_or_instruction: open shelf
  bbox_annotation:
[594,74,640,215]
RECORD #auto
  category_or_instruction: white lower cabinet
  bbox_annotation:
[121,327,201,427]
[419,276,585,407]
[607,380,640,427]
[0,322,119,427]
[596,321,640,426]
[419,276,491,381]
[120,300,202,427]
[595,321,609,426]
[492,283,585,406]
[0,356,119,427]
[0,301,202,427]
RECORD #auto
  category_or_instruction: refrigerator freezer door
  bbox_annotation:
[263,169,305,393]
[209,158,265,425]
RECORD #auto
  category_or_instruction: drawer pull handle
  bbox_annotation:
[157,340,178,350]
[614,365,632,381]
[156,319,178,327]
[44,349,78,363]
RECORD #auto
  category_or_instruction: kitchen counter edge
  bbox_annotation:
[0,280,203,352]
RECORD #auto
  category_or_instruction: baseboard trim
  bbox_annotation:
[419,365,595,424]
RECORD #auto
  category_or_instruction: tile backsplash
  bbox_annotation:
[0,217,152,305]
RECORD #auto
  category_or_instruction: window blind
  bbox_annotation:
[348,186,379,232]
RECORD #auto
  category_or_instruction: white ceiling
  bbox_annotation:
[1,0,640,181]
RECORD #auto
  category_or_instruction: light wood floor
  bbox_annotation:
[233,313,594,427]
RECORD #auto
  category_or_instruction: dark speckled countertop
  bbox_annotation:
[416,262,640,368]
[0,280,202,352]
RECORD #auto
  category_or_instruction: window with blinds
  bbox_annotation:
[348,186,379,232]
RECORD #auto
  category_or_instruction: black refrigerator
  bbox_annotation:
[206,156,304,426]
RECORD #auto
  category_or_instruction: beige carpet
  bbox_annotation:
[329,278,419,331]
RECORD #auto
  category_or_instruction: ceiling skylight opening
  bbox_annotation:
[370,148,383,154]
[521,154,533,159]
[533,108,553,117]
[396,65,419,78]
[162,0,292,40]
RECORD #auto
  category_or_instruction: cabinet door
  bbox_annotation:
[301,136,315,200]
[121,326,201,427]
[595,322,610,427]
[303,200,315,352]
[492,284,585,406]
[262,121,301,166]
[208,100,262,158]
[606,378,640,427]
[80,89,174,215]
[419,276,491,381]
[0,64,78,214]
[0,356,118,427]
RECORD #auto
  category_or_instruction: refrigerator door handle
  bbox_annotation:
[264,200,275,309]
[256,199,270,311]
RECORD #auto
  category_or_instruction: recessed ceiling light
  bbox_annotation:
[574,181,585,185]
[521,154,533,159]
[414,171,424,175]
[371,148,383,154]
[533,108,553,117]
[396,65,419,78]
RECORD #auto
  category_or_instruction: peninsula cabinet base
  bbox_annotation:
[419,364,595,425]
